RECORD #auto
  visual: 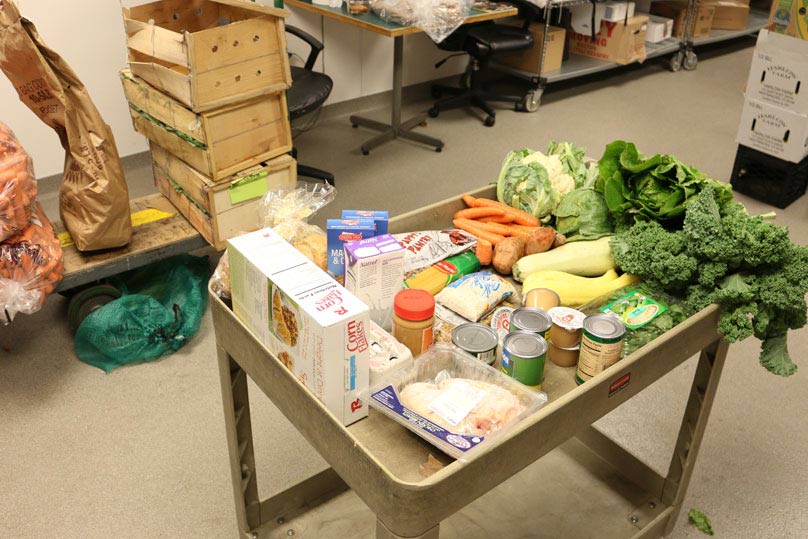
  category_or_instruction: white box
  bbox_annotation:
[643,14,673,43]
[344,234,405,331]
[229,228,370,426]
[736,98,808,163]
[746,29,808,115]
[603,1,636,22]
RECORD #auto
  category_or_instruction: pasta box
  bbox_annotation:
[327,219,376,282]
[228,227,370,426]
[341,210,389,235]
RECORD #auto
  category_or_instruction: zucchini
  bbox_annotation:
[512,236,616,282]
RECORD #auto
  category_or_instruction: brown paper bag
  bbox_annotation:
[0,0,131,251]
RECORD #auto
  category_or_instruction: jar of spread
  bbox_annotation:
[392,289,435,357]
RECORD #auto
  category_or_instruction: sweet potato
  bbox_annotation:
[492,236,526,275]
[553,233,567,249]
[526,227,556,255]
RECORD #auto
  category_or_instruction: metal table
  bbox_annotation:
[212,184,730,539]
[283,0,517,155]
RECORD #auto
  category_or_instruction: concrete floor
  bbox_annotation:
[3,39,808,538]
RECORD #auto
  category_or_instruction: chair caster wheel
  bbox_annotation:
[435,146,443,153]
[428,107,439,118]
[431,87,442,99]
[484,116,495,127]
[352,123,359,128]
[361,148,370,156]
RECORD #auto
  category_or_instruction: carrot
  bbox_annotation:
[461,194,478,208]
[478,215,515,224]
[470,198,540,226]
[453,207,506,220]
[452,218,506,245]
[475,239,493,266]
[471,221,517,237]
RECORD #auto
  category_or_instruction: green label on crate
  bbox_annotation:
[601,291,667,330]
[230,171,269,205]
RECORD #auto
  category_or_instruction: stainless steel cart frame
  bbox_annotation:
[212,185,730,539]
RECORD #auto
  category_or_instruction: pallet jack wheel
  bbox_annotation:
[67,284,122,334]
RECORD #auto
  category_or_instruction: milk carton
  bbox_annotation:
[344,234,405,330]
[229,227,370,426]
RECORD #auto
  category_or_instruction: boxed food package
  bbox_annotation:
[568,16,649,65]
[342,210,389,234]
[229,227,370,426]
[746,29,808,114]
[736,99,808,163]
[326,219,376,282]
[497,22,566,75]
[368,321,413,385]
[344,234,405,330]
[651,1,714,38]
[643,14,674,43]
[769,0,808,40]
[603,1,636,22]
[703,0,749,30]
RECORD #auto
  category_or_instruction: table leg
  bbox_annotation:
[350,36,444,155]
[217,345,261,536]
[661,338,730,535]
[376,519,440,539]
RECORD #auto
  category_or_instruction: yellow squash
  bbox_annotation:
[522,269,639,308]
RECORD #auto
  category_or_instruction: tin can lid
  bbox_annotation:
[511,307,552,333]
[583,313,626,339]
[394,289,435,321]
[504,331,547,357]
[548,307,586,331]
[452,323,498,353]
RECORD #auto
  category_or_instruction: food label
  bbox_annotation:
[576,336,623,382]
[601,291,667,330]
[427,380,487,426]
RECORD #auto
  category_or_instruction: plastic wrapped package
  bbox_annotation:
[0,122,37,242]
[370,0,473,42]
[259,180,336,228]
[367,343,547,460]
[0,203,63,323]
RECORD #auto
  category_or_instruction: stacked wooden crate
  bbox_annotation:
[120,0,297,249]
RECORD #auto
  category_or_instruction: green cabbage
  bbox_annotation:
[496,149,560,219]
[553,188,613,241]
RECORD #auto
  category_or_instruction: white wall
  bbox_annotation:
[0,0,465,178]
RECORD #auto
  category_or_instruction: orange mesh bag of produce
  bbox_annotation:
[0,203,63,323]
[0,122,36,242]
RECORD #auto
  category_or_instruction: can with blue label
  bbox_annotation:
[501,330,547,389]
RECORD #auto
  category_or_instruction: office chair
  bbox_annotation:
[428,0,541,127]
[285,25,335,186]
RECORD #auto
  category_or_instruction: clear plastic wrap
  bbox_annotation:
[367,343,547,460]
[0,203,64,323]
[259,180,336,228]
[370,0,473,43]
[0,122,37,242]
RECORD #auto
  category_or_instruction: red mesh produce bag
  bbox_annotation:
[0,122,36,242]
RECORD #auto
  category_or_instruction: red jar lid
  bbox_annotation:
[394,289,435,321]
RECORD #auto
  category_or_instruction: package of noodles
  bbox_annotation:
[0,122,37,242]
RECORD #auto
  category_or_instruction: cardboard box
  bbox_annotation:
[736,98,808,162]
[327,219,376,281]
[344,234,405,330]
[568,16,648,65]
[651,1,714,38]
[229,228,370,426]
[746,29,808,114]
[497,23,566,75]
[604,1,636,21]
[342,210,389,235]
[643,14,674,42]
[769,0,808,40]
[704,1,749,30]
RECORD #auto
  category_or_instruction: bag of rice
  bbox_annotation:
[436,271,515,322]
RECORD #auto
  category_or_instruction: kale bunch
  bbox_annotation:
[610,187,808,376]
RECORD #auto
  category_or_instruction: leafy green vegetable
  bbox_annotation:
[496,149,561,219]
[610,187,808,376]
[553,188,614,242]
[688,509,715,536]
[547,140,590,187]
[596,141,733,230]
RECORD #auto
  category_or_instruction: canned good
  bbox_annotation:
[547,306,585,348]
[510,307,552,336]
[490,306,514,345]
[576,313,626,384]
[501,330,547,389]
[547,339,580,368]
[524,288,561,311]
[452,323,498,365]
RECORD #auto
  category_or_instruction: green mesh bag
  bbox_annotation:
[74,255,209,372]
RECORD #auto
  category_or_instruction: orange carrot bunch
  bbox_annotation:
[0,122,37,242]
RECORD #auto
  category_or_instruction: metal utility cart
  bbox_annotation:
[212,185,730,539]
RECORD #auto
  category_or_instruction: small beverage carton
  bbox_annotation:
[344,234,406,330]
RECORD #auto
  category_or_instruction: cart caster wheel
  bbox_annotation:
[669,51,683,72]
[361,147,370,156]
[484,116,495,127]
[67,284,122,334]
[514,102,524,112]
[428,107,439,118]
[521,90,541,113]
[431,86,442,99]
[683,50,698,71]
[352,123,358,128]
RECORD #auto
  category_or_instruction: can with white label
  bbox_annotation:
[576,313,625,384]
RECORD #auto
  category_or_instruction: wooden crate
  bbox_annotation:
[122,70,292,180]
[123,0,292,112]
[151,143,297,250]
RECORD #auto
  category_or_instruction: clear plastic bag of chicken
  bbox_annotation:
[366,343,547,460]
[0,122,37,242]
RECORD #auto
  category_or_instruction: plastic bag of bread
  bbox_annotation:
[0,122,37,242]
[0,203,63,323]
